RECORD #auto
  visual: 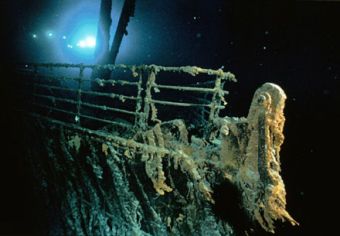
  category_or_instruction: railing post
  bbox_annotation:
[134,70,144,129]
[134,66,160,129]
[209,75,226,121]
[76,64,84,125]
[144,67,159,124]
[142,69,152,127]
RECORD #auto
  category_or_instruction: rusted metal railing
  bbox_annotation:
[16,63,236,131]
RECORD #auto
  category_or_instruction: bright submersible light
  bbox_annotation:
[76,36,96,48]
[54,0,100,63]
[54,0,135,63]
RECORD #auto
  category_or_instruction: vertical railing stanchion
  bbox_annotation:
[216,79,226,117]
[76,64,84,126]
[143,67,159,125]
[142,69,152,127]
[209,73,227,121]
[134,70,144,129]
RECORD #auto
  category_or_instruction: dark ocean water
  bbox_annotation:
[1,1,339,235]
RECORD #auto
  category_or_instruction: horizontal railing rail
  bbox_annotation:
[16,63,235,131]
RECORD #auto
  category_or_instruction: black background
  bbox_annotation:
[1,1,339,235]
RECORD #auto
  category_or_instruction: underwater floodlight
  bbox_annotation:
[55,0,101,63]
[76,36,96,48]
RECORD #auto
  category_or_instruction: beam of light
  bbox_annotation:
[55,1,101,63]
[76,36,96,48]
[32,34,37,38]
[62,35,67,39]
